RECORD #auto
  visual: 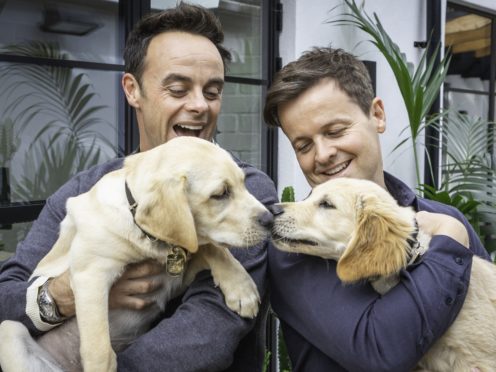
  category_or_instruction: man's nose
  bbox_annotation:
[315,140,336,165]
[185,91,209,113]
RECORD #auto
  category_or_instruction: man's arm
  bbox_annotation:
[270,203,483,371]
[117,165,278,371]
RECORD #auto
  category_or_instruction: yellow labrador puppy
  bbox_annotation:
[0,137,273,372]
[271,177,496,372]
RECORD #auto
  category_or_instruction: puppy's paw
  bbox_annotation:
[221,276,260,318]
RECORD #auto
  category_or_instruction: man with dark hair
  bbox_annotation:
[0,3,277,371]
[265,47,490,371]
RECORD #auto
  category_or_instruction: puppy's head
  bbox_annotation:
[125,137,272,252]
[271,178,416,283]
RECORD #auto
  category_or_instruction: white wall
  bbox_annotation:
[276,0,496,201]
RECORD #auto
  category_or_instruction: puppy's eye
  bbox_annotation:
[319,200,335,209]
[211,187,230,200]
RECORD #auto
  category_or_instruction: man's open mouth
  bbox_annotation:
[322,160,351,176]
[174,124,203,137]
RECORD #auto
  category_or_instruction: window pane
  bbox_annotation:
[216,83,262,169]
[445,7,492,91]
[152,0,263,79]
[0,0,122,65]
[445,84,489,118]
[0,62,121,202]
[0,221,32,261]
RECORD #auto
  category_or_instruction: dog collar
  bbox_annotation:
[124,180,189,276]
[406,218,426,266]
[125,180,159,242]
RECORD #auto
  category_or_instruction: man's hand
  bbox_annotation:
[416,211,469,248]
[48,260,165,317]
[108,260,165,310]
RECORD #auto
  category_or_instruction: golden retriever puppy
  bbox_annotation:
[271,177,496,372]
[0,137,273,372]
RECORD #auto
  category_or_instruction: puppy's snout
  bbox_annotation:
[257,210,274,228]
[268,204,284,216]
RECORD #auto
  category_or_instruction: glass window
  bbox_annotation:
[445,6,492,116]
[0,0,122,64]
[0,0,124,256]
[444,3,496,253]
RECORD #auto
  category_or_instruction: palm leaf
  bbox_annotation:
[328,0,451,185]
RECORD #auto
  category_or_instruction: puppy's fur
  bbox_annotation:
[272,177,496,372]
[0,137,273,372]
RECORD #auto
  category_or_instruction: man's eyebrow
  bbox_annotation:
[206,77,225,87]
[161,73,192,86]
[161,74,225,87]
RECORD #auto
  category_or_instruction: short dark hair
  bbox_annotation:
[124,2,231,85]
[264,47,375,127]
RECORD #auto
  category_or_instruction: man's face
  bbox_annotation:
[279,78,386,188]
[122,31,224,151]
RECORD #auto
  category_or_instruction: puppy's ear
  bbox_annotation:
[336,194,410,283]
[135,176,198,253]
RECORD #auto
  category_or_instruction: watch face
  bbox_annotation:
[38,281,61,324]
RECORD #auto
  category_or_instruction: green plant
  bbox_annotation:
[281,186,295,203]
[424,111,496,252]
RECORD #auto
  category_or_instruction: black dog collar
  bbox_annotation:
[124,181,189,276]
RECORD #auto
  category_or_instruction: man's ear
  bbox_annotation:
[122,73,142,109]
[371,97,386,134]
[135,176,199,253]
[336,194,409,283]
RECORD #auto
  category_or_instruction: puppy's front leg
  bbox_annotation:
[71,255,122,372]
[200,244,260,318]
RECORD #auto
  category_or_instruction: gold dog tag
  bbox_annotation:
[166,246,187,276]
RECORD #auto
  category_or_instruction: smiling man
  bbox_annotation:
[0,4,277,372]
[264,47,490,371]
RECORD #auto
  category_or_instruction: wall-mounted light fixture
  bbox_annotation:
[40,8,100,36]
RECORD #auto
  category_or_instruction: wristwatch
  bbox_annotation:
[37,278,66,324]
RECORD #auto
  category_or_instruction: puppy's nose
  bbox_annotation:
[258,210,274,228]
[268,204,284,216]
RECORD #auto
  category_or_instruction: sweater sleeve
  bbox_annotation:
[269,200,484,372]
[117,165,278,372]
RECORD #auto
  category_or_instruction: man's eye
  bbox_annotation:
[319,200,335,209]
[168,87,187,96]
[325,128,345,137]
[204,88,221,100]
[296,143,311,154]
